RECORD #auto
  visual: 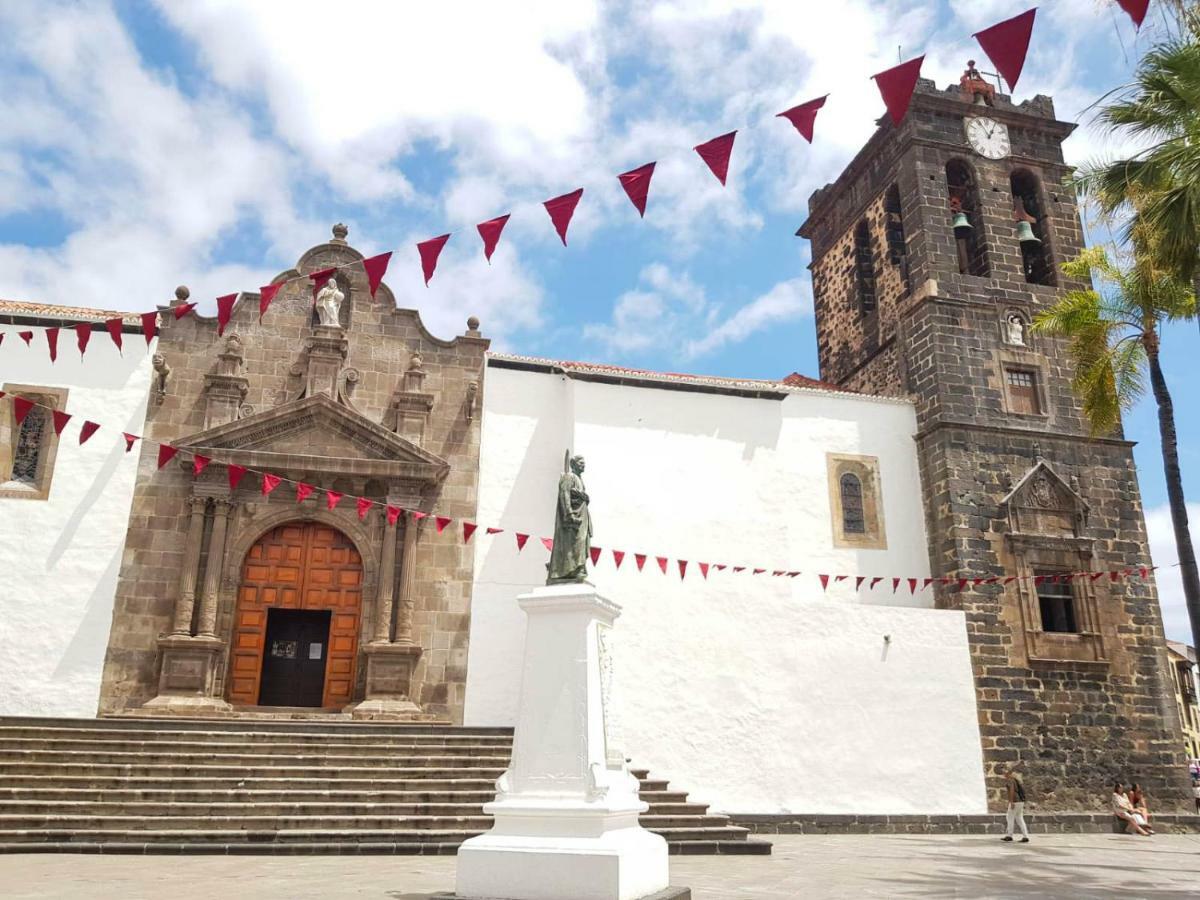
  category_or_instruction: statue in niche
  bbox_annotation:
[1005,314,1026,346]
[315,277,345,327]
[547,453,592,585]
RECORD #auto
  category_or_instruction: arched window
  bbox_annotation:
[884,185,911,294]
[10,406,48,484]
[1010,169,1054,286]
[853,219,876,315]
[840,473,866,534]
[945,159,990,277]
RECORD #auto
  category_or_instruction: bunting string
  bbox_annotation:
[0,390,1162,594]
[0,5,1148,352]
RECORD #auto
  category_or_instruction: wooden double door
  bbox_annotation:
[229,521,363,708]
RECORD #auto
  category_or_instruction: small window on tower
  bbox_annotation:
[853,219,876,316]
[1005,368,1041,415]
[1035,573,1079,633]
[840,473,866,534]
[884,185,911,294]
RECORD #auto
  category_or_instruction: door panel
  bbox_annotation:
[229,521,363,708]
[258,609,331,707]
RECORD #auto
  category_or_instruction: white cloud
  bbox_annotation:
[1146,502,1200,647]
[683,276,811,358]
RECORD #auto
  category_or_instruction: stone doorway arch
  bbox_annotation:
[228,520,364,708]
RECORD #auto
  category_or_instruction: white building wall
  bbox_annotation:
[0,324,153,717]
[467,364,988,814]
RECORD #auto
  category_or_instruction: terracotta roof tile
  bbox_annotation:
[0,298,146,327]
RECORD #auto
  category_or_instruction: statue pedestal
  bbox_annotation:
[454,584,672,900]
[348,641,425,719]
[141,635,231,715]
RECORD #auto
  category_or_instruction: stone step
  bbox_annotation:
[0,838,774,856]
[0,762,508,780]
[0,734,514,751]
[0,800,721,820]
[0,717,514,738]
[0,825,753,846]
[0,776,503,793]
[0,749,512,767]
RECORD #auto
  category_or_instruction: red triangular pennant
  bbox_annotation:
[1116,0,1149,29]
[46,327,59,362]
[715,564,727,572]
[908,578,918,594]
[73,322,92,358]
[309,267,337,298]
[699,562,710,579]
[411,510,428,521]
[356,497,373,519]
[957,578,970,590]
[362,252,392,298]
[216,293,238,336]
[173,302,196,320]
[435,515,452,534]
[1003,576,1017,586]
[516,533,530,551]
[13,396,35,425]
[1110,571,1121,582]
[677,559,688,579]
[192,454,211,476]
[259,283,282,321]
[819,574,830,591]
[326,490,344,510]
[417,235,451,287]
[617,162,656,218]
[123,432,138,452]
[733,566,746,573]
[386,505,402,526]
[486,527,504,535]
[589,546,602,566]
[776,95,827,143]
[891,577,901,593]
[541,537,555,552]
[923,578,936,590]
[78,421,100,444]
[18,331,33,346]
[855,576,866,591]
[140,311,157,344]
[105,318,124,353]
[635,553,647,571]
[787,571,801,578]
[157,444,178,469]
[613,549,625,569]
[261,472,282,495]
[463,522,478,543]
[656,556,669,574]
[973,8,1037,92]
[772,571,785,577]
[872,55,925,126]
[544,188,584,246]
[870,577,884,590]
[694,131,736,185]
[753,568,765,575]
[477,214,510,263]
[227,464,248,490]
[296,482,315,504]
[1139,567,1150,579]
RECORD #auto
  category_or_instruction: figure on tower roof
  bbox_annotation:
[960,60,995,106]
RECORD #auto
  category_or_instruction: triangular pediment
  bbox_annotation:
[1001,460,1088,514]
[175,394,449,482]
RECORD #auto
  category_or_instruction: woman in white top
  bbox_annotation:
[1112,783,1151,836]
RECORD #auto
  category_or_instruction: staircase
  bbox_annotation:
[0,717,770,855]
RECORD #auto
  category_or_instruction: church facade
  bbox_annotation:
[0,76,1192,816]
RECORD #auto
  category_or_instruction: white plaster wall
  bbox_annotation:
[467,365,987,814]
[0,325,152,717]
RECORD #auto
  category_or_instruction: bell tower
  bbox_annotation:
[799,74,1191,810]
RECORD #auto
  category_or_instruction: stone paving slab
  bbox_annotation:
[3,833,1200,899]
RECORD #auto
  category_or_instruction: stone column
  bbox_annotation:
[373,519,399,643]
[394,518,419,645]
[169,497,209,636]
[196,500,231,638]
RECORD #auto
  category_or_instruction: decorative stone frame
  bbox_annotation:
[0,383,68,501]
[826,453,887,550]
[993,346,1053,426]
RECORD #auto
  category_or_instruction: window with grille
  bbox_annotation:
[1006,368,1041,415]
[840,473,866,534]
[10,405,47,484]
[1036,572,1078,633]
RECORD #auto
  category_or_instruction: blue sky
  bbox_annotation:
[1,1,1196,640]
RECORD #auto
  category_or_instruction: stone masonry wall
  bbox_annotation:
[99,229,487,722]
[801,80,1192,811]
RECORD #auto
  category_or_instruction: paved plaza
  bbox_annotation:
[3,833,1200,899]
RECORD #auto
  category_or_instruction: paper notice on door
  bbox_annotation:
[309,643,323,660]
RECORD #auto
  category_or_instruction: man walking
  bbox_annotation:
[1001,769,1030,843]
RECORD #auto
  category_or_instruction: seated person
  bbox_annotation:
[1128,783,1153,832]
[959,59,995,105]
[1112,783,1151,836]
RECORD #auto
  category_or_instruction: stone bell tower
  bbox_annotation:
[798,74,1191,810]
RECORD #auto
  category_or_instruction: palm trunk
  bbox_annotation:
[1146,339,1200,655]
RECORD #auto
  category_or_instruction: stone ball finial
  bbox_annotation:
[467,315,480,332]
[175,285,190,301]
[332,223,349,241]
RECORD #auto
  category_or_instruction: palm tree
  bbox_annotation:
[1074,7,1200,287]
[1032,246,1199,654]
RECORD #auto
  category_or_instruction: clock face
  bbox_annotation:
[965,116,1011,159]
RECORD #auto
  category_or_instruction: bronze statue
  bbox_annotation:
[547,453,592,584]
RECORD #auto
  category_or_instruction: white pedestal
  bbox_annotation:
[455,583,671,900]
